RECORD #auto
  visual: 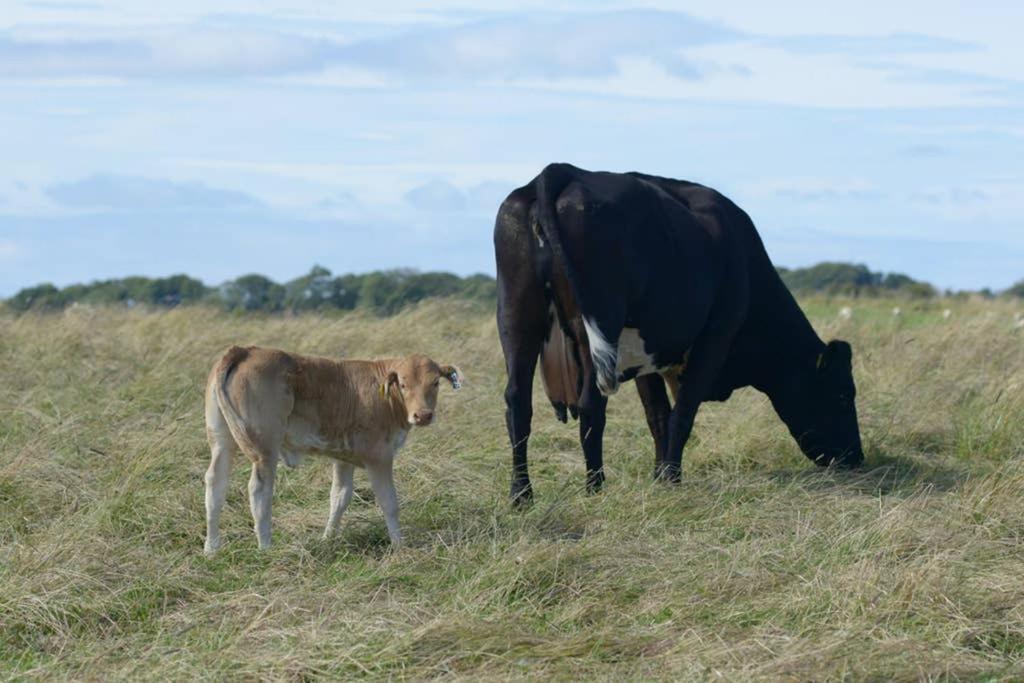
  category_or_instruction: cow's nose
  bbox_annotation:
[413,410,434,425]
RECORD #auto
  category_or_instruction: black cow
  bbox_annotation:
[494,163,863,503]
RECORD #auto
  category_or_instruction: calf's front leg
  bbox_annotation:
[323,460,355,539]
[365,458,402,546]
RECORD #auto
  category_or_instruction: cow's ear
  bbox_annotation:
[381,371,399,398]
[439,365,464,390]
[817,340,852,373]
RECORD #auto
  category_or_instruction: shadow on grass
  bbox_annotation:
[769,448,972,497]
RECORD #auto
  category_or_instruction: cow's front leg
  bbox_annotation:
[578,371,608,493]
[636,374,672,478]
[365,459,402,546]
[659,333,734,483]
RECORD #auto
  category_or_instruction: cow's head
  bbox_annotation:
[769,340,864,468]
[383,354,463,427]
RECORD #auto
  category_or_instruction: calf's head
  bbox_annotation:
[770,340,864,468]
[383,354,463,426]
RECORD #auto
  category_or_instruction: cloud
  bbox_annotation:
[465,180,515,211]
[756,179,885,203]
[24,1,102,9]
[402,179,516,213]
[336,10,740,81]
[911,187,991,206]
[901,144,948,158]
[768,32,979,56]
[0,29,342,79]
[0,240,21,260]
[403,180,467,212]
[0,10,740,82]
[46,174,262,211]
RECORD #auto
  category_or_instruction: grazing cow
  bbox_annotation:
[494,163,864,503]
[203,346,462,552]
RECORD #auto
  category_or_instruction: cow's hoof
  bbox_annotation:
[510,481,534,508]
[586,470,605,494]
[654,464,681,484]
[813,452,864,469]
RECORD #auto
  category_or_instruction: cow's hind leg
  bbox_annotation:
[497,287,547,507]
[636,374,672,479]
[578,368,609,493]
[323,460,355,539]
[248,456,278,549]
[204,398,235,554]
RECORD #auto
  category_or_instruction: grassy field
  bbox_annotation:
[2,297,1023,680]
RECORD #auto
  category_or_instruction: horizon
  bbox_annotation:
[5,259,1016,299]
[2,1,1022,297]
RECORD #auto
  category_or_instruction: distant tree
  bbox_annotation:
[460,273,498,301]
[357,271,403,314]
[284,265,338,312]
[779,262,935,298]
[8,283,67,312]
[1,268,499,315]
[1005,280,1024,298]
[779,262,877,296]
[903,282,937,299]
[148,274,208,306]
[330,273,362,310]
[218,274,286,312]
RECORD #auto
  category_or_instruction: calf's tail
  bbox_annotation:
[212,346,263,461]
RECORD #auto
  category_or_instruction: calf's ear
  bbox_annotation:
[439,365,464,390]
[381,371,399,397]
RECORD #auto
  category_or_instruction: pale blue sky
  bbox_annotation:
[1,1,1022,295]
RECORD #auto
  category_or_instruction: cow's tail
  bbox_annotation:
[534,162,579,300]
[535,163,588,414]
[212,346,263,461]
[536,163,622,396]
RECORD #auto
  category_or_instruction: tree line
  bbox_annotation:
[5,267,496,315]
[5,263,1023,314]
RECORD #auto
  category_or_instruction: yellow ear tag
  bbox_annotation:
[380,383,387,398]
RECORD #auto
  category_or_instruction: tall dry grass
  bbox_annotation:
[1,298,1022,680]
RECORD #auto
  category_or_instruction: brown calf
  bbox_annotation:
[203,346,462,553]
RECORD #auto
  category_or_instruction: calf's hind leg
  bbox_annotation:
[248,456,278,549]
[204,394,235,554]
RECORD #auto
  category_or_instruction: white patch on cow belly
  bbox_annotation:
[617,327,659,377]
[583,317,617,392]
